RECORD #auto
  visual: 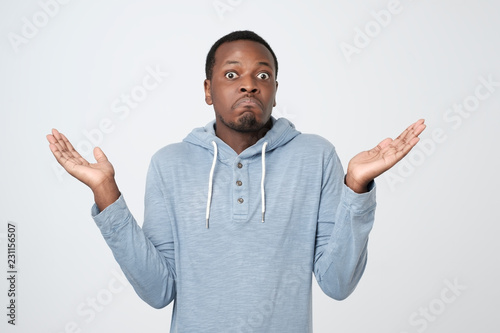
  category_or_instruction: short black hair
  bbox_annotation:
[205,30,278,80]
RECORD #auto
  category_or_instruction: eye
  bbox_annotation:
[257,72,270,80]
[225,71,238,79]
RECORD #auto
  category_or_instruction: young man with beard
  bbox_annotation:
[47,30,425,332]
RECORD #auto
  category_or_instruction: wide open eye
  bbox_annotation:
[225,72,238,79]
[257,72,270,80]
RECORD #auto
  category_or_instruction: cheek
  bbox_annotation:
[266,90,277,107]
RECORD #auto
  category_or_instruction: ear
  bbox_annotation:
[273,81,278,107]
[204,79,213,105]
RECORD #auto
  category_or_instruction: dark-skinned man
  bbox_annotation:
[47,30,426,332]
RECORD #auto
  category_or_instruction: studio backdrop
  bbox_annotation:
[1,0,498,332]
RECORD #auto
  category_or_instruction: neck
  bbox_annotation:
[215,119,272,154]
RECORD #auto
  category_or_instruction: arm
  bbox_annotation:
[47,129,176,308]
[313,150,376,300]
[313,119,426,299]
[92,160,176,308]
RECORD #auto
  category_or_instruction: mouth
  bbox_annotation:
[232,97,263,110]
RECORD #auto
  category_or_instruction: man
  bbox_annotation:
[47,30,425,332]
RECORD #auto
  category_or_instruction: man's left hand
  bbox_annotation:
[345,119,426,193]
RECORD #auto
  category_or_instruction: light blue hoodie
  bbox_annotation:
[92,117,376,332]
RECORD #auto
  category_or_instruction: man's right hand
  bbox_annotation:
[47,128,120,211]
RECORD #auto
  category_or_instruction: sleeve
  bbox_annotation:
[92,157,176,309]
[313,148,376,300]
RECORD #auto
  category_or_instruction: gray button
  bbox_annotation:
[237,198,244,204]
[236,180,242,186]
[237,162,243,168]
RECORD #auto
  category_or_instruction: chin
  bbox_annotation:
[231,113,264,132]
[234,115,260,131]
[218,110,272,133]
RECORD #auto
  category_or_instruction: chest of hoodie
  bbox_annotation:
[151,140,327,319]
[153,138,333,255]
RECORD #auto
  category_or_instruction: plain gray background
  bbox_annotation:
[1,0,498,332]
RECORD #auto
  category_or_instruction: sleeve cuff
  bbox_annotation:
[91,194,132,236]
[342,180,376,214]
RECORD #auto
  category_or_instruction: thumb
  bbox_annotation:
[93,147,108,163]
[376,137,393,150]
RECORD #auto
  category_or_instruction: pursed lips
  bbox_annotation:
[232,97,263,110]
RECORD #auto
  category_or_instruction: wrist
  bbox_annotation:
[92,178,120,211]
[345,173,370,194]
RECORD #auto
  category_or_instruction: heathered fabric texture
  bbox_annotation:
[92,117,376,332]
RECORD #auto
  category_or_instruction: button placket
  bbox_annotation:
[233,159,248,219]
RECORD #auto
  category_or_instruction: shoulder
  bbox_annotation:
[289,133,337,156]
[153,142,190,158]
[269,133,339,170]
[293,133,334,147]
[150,141,206,167]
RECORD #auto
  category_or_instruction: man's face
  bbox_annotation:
[204,40,278,134]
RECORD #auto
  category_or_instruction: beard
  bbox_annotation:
[218,111,267,133]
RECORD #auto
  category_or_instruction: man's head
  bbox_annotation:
[204,31,279,136]
[205,30,278,80]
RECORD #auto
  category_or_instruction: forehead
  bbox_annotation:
[214,40,275,70]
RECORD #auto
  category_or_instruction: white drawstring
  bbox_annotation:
[261,142,268,222]
[206,141,268,227]
[206,141,217,228]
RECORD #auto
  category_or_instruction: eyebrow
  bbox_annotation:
[223,60,273,69]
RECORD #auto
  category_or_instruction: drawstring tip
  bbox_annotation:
[261,213,265,223]
[206,219,209,229]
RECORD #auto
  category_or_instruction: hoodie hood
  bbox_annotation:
[183,117,301,228]
[183,117,301,162]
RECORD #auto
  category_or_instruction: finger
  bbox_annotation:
[59,132,86,163]
[47,130,67,153]
[393,120,426,149]
[49,134,74,162]
[376,137,393,150]
[49,129,89,166]
[399,119,424,137]
[48,140,64,161]
[46,133,56,144]
[54,129,89,164]
[50,129,71,156]
[406,119,425,137]
[412,122,426,138]
[55,130,74,155]
[399,123,426,150]
[396,120,420,141]
[398,136,420,156]
[93,147,108,163]
[51,128,61,139]
[49,143,77,170]
[47,131,68,162]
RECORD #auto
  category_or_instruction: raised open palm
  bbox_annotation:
[346,119,426,193]
[47,129,120,210]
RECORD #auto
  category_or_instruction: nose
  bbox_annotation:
[239,76,258,94]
